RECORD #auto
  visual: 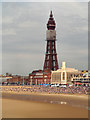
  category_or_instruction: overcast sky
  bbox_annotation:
[2,2,88,75]
[0,0,89,2]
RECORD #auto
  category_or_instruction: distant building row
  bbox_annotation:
[1,62,89,86]
[29,62,90,86]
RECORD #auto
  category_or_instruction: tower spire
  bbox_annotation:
[50,10,53,17]
[47,11,56,30]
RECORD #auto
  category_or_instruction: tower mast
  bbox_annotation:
[43,11,59,71]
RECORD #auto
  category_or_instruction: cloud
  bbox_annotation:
[2,2,88,75]
[2,16,13,24]
[2,0,89,2]
[3,28,16,35]
[19,21,40,28]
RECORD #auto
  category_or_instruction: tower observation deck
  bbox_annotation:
[43,11,59,71]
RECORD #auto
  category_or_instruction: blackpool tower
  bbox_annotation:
[43,11,59,71]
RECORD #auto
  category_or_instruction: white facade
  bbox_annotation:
[72,72,90,86]
[51,62,81,85]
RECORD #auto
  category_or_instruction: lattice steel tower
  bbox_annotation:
[43,11,59,71]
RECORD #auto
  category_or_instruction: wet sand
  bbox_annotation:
[2,91,88,118]
[2,98,88,118]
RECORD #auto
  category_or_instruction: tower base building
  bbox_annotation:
[29,69,51,85]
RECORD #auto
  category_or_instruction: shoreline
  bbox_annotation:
[2,90,88,110]
[1,90,88,99]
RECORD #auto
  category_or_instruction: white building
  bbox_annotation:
[72,71,90,86]
[0,76,12,85]
[51,62,81,85]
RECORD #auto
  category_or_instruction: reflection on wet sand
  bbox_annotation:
[2,92,88,118]
[2,98,88,118]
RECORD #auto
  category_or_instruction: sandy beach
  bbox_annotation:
[2,98,88,118]
[1,86,89,118]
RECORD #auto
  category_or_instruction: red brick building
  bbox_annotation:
[29,69,51,85]
[6,75,29,85]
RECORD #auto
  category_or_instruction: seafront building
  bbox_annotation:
[51,62,81,85]
[72,71,90,86]
[29,69,51,85]
[7,75,29,85]
[0,76,12,85]
[1,73,29,85]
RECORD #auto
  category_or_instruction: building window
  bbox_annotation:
[63,72,65,80]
